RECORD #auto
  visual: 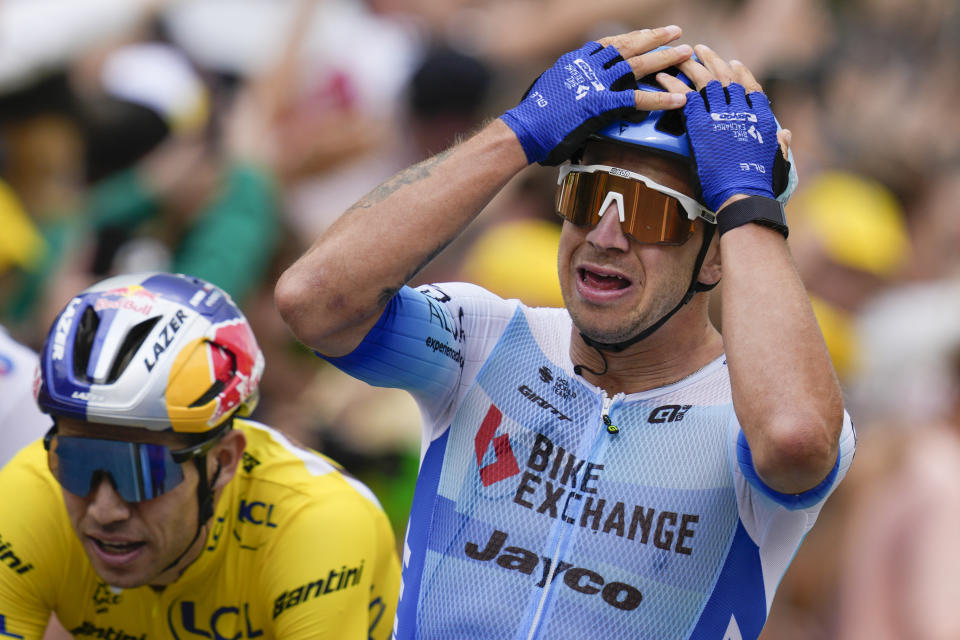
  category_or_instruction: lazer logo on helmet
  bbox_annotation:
[51,299,81,361]
[71,391,105,402]
[143,310,188,372]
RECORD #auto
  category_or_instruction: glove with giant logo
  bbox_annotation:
[682,80,790,212]
[500,41,638,166]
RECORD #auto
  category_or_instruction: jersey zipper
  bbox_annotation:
[523,391,624,639]
[602,393,620,434]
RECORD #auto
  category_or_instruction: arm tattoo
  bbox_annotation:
[359,146,463,307]
[354,148,454,209]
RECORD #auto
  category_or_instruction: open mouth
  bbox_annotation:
[91,537,146,555]
[579,268,631,291]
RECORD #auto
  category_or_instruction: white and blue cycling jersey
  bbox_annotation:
[323,283,855,640]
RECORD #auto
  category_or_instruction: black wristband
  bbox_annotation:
[717,195,789,238]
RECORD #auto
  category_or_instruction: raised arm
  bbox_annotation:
[275,121,525,356]
[720,204,844,495]
[660,46,844,495]
[275,27,694,357]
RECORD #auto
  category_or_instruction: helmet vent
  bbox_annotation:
[638,72,659,87]
[188,343,235,408]
[655,109,685,136]
[73,306,101,380]
[105,316,160,383]
[190,380,226,408]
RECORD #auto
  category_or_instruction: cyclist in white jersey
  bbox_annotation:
[0,325,52,468]
[275,28,854,640]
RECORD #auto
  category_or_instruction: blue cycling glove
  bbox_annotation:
[683,80,787,211]
[501,41,638,166]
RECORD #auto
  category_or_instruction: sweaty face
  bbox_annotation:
[557,142,705,345]
[56,418,203,589]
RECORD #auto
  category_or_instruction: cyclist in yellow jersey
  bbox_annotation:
[0,272,400,639]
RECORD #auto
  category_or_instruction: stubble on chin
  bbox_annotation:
[568,301,648,345]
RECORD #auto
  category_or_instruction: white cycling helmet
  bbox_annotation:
[36,272,264,434]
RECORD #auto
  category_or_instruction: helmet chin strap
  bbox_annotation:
[573,224,717,375]
[158,455,222,578]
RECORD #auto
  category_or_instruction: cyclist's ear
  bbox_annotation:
[209,429,247,492]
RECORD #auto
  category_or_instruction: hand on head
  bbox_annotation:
[656,44,794,212]
[500,26,694,166]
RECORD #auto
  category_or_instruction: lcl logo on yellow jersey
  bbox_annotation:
[238,500,278,528]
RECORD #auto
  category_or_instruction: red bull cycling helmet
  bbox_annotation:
[36,272,264,434]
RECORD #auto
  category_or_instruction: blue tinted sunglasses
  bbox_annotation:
[44,425,218,503]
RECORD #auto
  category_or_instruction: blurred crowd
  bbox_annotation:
[0,0,958,637]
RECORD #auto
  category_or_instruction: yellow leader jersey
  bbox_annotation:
[0,419,400,639]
